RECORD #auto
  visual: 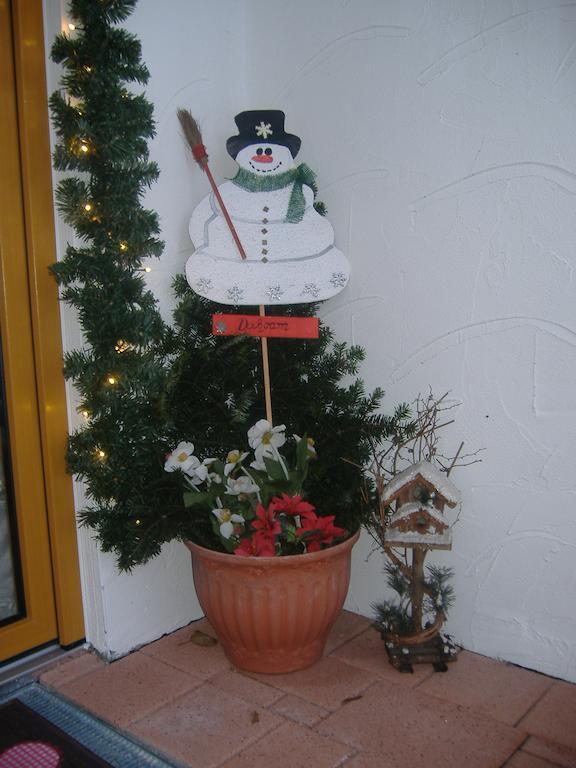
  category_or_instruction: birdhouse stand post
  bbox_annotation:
[379,461,461,673]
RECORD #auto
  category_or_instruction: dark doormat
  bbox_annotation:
[0,678,178,768]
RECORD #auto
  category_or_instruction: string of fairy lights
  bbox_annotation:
[61,14,155,471]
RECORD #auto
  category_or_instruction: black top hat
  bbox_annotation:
[226,110,301,160]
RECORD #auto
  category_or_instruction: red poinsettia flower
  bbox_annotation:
[251,502,282,536]
[269,493,316,519]
[234,531,276,557]
[295,514,347,552]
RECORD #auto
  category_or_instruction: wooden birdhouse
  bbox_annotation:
[386,501,452,550]
[378,461,462,673]
[382,461,460,551]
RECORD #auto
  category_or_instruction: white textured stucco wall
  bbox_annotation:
[243,0,576,681]
[45,0,576,680]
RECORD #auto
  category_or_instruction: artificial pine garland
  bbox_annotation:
[49,0,178,569]
[50,0,388,569]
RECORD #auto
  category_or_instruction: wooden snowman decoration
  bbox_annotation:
[185,110,350,306]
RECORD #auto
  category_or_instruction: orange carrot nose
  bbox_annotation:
[252,154,273,163]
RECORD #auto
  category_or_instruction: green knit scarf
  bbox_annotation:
[231,163,317,223]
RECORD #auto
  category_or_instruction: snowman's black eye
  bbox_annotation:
[264,148,272,155]
[256,148,263,155]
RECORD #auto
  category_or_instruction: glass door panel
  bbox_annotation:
[0,353,24,625]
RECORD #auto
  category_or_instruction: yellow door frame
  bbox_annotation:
[0,0,84,660]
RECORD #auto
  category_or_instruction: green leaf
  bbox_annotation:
[296,433,310,472]
[183,490,211,508]
[263,455,286,482]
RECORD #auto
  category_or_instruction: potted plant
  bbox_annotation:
[164,419,358,673]
[47,0,387,677]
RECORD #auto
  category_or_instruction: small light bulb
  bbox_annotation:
[68,22,76,30]
[84,203,92,212]
[80,143,89,153]
[119,241,129,252]
[144,266,152,273]
[82,410,89,418]
[114,339,132,354]
[107,375,117,385]
[135,519,142,525]
[84,66,92,73]
[97,449,106,459]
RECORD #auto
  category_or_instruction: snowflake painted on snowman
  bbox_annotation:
[186,110,350,306]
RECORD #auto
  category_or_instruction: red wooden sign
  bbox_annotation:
[212,314,319,339]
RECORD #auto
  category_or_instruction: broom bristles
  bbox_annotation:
[177,108,203,148]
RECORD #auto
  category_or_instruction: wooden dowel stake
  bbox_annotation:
[259,305,273,425]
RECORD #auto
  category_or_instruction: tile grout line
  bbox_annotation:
[498,733,562,768]
[325,624,375,656]
[511,678,556,728]
[127,678,232,731]
[210,718,287,768]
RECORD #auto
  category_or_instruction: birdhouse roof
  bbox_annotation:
[389,501,447,528]
[382,461,461,507]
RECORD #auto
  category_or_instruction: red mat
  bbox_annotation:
[0,699,113,767]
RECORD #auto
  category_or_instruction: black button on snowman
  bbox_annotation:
[186,110,350,306]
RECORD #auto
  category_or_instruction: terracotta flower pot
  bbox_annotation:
[185,530,359,674]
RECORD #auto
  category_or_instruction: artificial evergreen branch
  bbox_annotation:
[50,0,177,569]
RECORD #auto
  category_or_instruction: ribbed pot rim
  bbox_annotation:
[185,528,360,568]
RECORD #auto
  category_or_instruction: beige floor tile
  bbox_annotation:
[324,610,372,654]
[523,736,576,768]
[139,619,232,679]
[58,651,202,728]
[130,682,284,768]
[341,752,400,768]
[220,721,353,768]
[208,668,285,707]
[249,656,375,711]
[417,650,553,725]
[39,651,105,688]
[507,751,560,768]
[519,681,576,751]
[317,680,525,768]
[270,694,330,727]
[331,627,435,686]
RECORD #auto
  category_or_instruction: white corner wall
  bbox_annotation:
[45,0,576,680]
[43,0,247,658]
[244,0,576,681]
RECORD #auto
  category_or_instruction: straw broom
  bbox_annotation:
[177,109,273,424]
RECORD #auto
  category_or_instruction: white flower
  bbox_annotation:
[226,475,260,496]
[211,508,245,539]
[224,449,249,477]
[250,442,289,480]
[250,443,274,472]
[184,462,209,487]
[203,458,222,485]
[247,420,286,451]
[165,442,201,477]
[294,434,317,458]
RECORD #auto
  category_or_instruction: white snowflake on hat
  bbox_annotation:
[255,121,273,139]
